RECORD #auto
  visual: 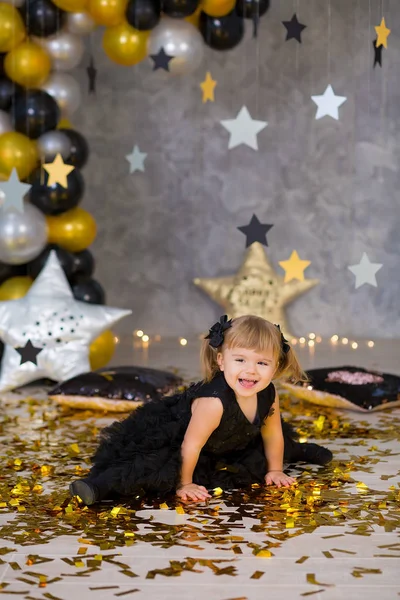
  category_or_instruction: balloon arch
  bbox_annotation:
[0,0,269,367]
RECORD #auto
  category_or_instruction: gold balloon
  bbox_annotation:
[0,132,39,180]
[0,4,26,53]
[201,0,235,16]
[88,0,127,26]
[185,4,202,27]
[46,207,97,252]
[51,0,88,12]
[5,40,51,87]
[193,242,319,339]
[103,21,148,65]
[89,330,116,370]
[0,276,33,301]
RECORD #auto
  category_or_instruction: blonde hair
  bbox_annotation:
[200,315,307,384]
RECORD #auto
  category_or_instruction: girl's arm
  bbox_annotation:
[180,397,223,486]
[260,391,284,472]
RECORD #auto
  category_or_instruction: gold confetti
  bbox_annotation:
[255,550,272,558]
[296,556,309,564]
[159,503,169,510]
[250,570,264,579]
[306,573,334,587]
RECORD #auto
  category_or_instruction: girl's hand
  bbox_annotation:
[265,470,296,488]
[176,483,211,502]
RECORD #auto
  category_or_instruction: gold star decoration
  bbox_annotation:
[375,17,391,48]
[43,154,75,188]
[193,242,319,338]
[200,72,217,103]
[278,250,311,282]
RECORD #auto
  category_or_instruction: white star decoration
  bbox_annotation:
[311,84,347,120]
[125,145,147,173]
[0,251,131,392]
[0,169,31,213]
[348,252,383,289]
[220,106,267,150]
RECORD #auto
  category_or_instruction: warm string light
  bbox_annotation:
[125,331,375,351]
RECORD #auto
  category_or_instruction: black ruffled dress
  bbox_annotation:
[71,371,332,502]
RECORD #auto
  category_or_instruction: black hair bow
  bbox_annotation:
[205,315,233,348]
[275,324,290,354]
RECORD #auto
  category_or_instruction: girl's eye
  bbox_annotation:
[235,359,269,366]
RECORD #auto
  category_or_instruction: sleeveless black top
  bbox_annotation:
[187,370,276,455]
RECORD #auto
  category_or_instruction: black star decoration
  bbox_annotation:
[86,55,97,94]
[237,214,274,248]
[282,13,307,43]
[373,38,383,68]
[15,340,43,365]
[150,47,174,72]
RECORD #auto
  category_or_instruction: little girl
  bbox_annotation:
[69,315,332,505]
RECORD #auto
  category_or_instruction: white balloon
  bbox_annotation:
[0,110,12,136]
[67,11,97,35]
[41,72,81,117]
[147,17,205,75]
[33,31,85,71]
[0,203,47,265]
[0,251,132,392]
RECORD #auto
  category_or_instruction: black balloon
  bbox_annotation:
[163,0,199,18]
[23,0,66,37]
[0,261,28,285]
[27,166,85,215]
[236,0,269,19]
[199,10,244,50]
[12,89,60,139]
[59,128,89,169]
[126,0,160,29]
[72,277,106,305]
[27,244,75,280]
[71,249,95,279]
[0,77,22,112]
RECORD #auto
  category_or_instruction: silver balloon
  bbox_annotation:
[67,11,97,35]
[0,202,47,265]
[41,72,81,117]
[0,110,12,135]
[147,17,205,75]
[33,30,84,71]
[37,130,72,162]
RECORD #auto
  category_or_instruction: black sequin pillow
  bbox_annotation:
[49,365,183,412]
[280,366,400,412]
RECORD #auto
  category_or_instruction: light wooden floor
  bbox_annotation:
[0,335,399,600]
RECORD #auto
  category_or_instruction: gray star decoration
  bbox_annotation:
[220,106,267,150]
[125,145,147,174]
[0,251,131,392]
[348,252,383,289]
[0,169,31,213]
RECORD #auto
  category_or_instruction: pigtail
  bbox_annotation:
[276,346,308,384]
[200,338,220,383]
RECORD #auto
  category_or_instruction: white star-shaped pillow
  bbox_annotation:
[0,251,131,392]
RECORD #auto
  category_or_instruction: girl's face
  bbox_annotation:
[217,346,277,398]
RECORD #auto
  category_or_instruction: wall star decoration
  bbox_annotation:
[0,169,31,213]
[237,214,273,247]
[375,17,390,48]
[220,106,267,150]
[348,252,383,289]
[150,47,174,71]
[43,154,75,188]
[126,145,147,173]
[282,13,307,43]
[278,250,311,282]
[193,242,318,338]
[200,71,217,103]
[311,84,347,120]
